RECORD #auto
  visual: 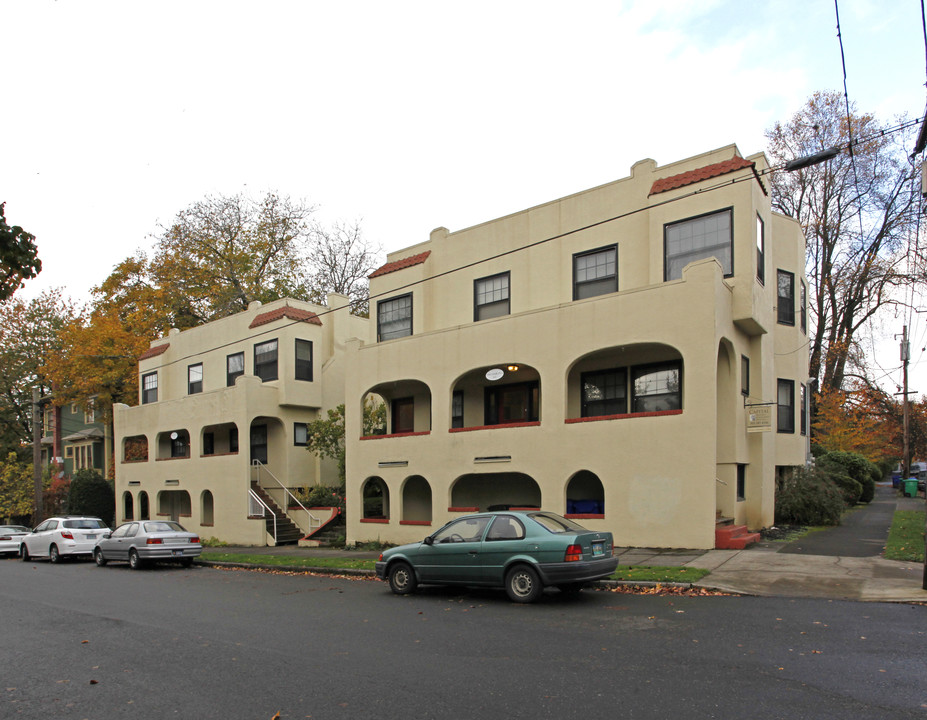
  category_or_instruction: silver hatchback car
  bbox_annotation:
[93,520,202,569]
[20,516,109,562]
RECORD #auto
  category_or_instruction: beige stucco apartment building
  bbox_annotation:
[345,145,810,550]
[113,295,366,545]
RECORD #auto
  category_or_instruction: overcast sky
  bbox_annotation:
[4,0,926,391]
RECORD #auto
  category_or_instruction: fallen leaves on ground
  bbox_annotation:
[602,584,732,596]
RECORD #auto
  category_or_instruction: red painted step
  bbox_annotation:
[715,524,761,549]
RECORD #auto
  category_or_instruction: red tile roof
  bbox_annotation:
[650,156,755,195]
[139,343,170,361]
[369,251,431,279]
[249,305,323,329]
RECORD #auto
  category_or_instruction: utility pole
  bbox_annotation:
[32,387,43,525]
[901,326,910,479]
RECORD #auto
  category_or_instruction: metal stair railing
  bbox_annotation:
[248,487,277,543]
[251,459,322,533]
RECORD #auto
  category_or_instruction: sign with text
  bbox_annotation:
[746,404,772,433]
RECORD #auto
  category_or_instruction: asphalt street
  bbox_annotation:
[3,556,926,719]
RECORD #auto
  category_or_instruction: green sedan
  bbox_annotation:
[375,511,618,603]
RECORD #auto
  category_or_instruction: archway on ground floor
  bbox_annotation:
[138,491,150,520]
[565,470,605,515]
[201,490,214,525]
[157,490,192,523]
[361,379,432,435]
[401,475,432,522]
[450,473,541,512]
[123,491,134,520]
[362,476,390,519]
[565,343,683,419]
[450,363,540,429]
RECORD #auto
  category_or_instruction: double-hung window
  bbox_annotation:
[800,383,807,436]
[581,369,627,417]
[756,214,765,284]
[378,294,412,341]
[631,362,682,413]
[142,372,158,404]
[778,270,795,325]
[777,379,795,433]
[188,363,203,395]
[664,209,733,281]
[294,422,308,446]
[573,246,617,300]
[741,355,750,397]
[254,339,278,382]
[227,352,244,387]
[800,281,807,334]
[474,272,510,320]
[452,391,464,429]
[295,339,313,381]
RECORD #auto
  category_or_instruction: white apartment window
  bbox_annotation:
[631,362,682,413]
[378,294,412,341]
[778,270,795,325]
[474,272,510,320]
[72,442,94,470]
[665,209,733,281]
[573,246,617,300]
[227,352,244,387]
[294,422,308,446]
[778,379,795,434]
[756,214,765,284]
[142,372,158,404]
[83,401,96,424]
[295,339,313,381]
[254,340,278,382]
[188,363,203,394]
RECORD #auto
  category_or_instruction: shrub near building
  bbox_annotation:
[815,450,877,504]
[67,469,115,527]
[775,466,844,526]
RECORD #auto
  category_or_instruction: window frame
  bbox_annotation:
[473,271,511,321]
[777,270,795,326]
[756,214,765,285]
[227,352,245,387]
[800,383,807,436]
[188,363,203,395]
[484,381,539,426]
[295,339,313,382]
[631,361,683,413]
[777,379,795,434]
[141,372,158,405]
[800,280,807,334]
[664,207,734,282]
[573,245,618,300]
[377,294,413,342]
[294,422,308,447]
[741,355,750,397]
[452,390,464,429]
[254,339,279,382]
[580,368,628,418]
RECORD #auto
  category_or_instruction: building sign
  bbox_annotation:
[746,404,772,433]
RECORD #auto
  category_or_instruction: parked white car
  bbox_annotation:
[0,525,31,556]
[20,516,109,563]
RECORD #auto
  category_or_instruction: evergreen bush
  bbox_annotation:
[775,467,844,526]
[66,469,115,526]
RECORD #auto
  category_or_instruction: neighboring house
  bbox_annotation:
[113,295,366,545]
[344,145,810,550]
[40,398,109,479]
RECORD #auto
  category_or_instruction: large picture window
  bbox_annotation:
[778,270,795,325]
[227,352,244,387]
[378,294,412,341]
[254,339,278,382]
[573,246,617,300]
[664,209,732,281]
[474,272,510,321]
[777,379,795,434]
[581,369,627,417]
[142,372,158,404]
[631,362,682,413]
[295,339,313,381]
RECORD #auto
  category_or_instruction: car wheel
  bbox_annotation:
[505,564,542,603]
[128,549,143,570]
[387,561,417,595]
[180,557,193,568]
[20,544,30,562]
[94,548,108,567]
[49,544,61,564]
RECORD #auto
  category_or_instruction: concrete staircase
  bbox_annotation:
[715,521,760,550]
[250,482,302,545]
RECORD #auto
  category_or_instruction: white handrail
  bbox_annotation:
[248,488,277,542]
[251,460,321,531]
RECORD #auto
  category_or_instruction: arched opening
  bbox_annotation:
[401,476,432,523]
[138,491,150,520]
[123,435,148,462]
[450,364,540,429]
[201,422,239,456]
[566,471,605,516]
[450,473,541,512]
[156,429,190,460]
[361,380,431,436]
[201,490,214,525]
[566,343,683,419]
[123,491,134,521]
[362,477,390,519]
[157,490,192,522]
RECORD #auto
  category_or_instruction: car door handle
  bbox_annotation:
[468,550,478,555]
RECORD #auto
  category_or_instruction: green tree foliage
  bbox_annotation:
[816,450,877,504]
[766,91,918,392]
[775,466,844,526]
[0,452,33,523]
[66,469,114,526]
[303,401,386,485]
[0,289,76,453]
[0,202,41,301]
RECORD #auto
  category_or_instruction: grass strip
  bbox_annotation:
[610,565,710,583]
[883,510,925,563]
[200,552,376,571]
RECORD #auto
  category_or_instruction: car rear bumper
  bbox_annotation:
[137,546,202,560]
[536,556,619,585]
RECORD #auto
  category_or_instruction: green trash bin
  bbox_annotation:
[903,478,919,498]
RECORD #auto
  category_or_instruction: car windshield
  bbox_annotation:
[1,526,29,533]
[63,519,107,530]
[143,521,185,533]
[529,512,588,534]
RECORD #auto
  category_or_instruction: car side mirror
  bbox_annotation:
[423,536,434,546]
[102,533,112,539]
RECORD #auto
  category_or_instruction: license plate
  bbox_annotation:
[172,549,183,557]
[84,534,97,540]
[592,541,605,557]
